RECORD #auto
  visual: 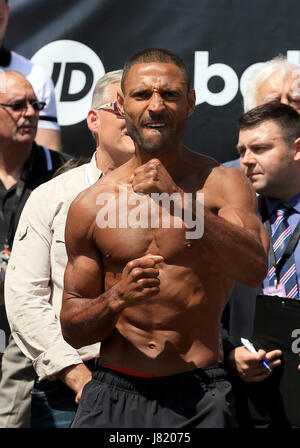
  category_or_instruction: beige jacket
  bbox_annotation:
[5,154,102,380]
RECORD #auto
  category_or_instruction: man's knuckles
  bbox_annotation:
[144,158,161,170]
[132,268,159,279]
[126,255,162,271]
[132,178,156,192]
[137,277,160,287]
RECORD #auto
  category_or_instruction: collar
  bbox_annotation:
[263,192,300,218]
[85,152,103,186]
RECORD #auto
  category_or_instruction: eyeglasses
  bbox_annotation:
[0,100,46,112]
[96,101,124,119]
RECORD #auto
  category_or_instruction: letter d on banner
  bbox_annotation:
[194,51,238,106]
[31,40,105,126]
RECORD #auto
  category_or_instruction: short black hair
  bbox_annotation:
[239,102,300,145]
[121,48,191,92]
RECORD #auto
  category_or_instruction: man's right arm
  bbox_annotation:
[222,283,282,382]
[61,195,163,349]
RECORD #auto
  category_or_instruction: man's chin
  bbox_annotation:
[141,136,173,154]
[18,128,37,138]
[253,184,268,196]
[142,145,170,155]
[15,134,35,144]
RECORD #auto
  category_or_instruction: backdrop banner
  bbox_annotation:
[6,0,300,162]
[1,0,300,354]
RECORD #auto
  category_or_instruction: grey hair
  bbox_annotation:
[91,69,123,109]
[243,55,300,112]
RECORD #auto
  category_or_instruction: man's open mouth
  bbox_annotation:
[144,123,167,129]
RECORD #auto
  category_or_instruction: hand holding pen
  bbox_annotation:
[241,338,272,372]
[227,339,282,382]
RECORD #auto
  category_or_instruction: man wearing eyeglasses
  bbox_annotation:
[0,70,69,302]
[1,70,134,428]
[0,69,69,427]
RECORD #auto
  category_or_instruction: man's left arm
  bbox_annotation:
[200,168,269,287]
[131,159,269,287]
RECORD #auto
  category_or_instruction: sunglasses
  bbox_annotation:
[0,100,46,112]
[96,101,124,119]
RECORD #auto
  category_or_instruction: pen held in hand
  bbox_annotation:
[241,337,272,372]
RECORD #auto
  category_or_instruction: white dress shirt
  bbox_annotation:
[5,153,101,380]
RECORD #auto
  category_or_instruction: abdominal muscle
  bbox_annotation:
[100,263,230,375]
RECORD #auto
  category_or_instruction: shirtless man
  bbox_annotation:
[60,48,269,428]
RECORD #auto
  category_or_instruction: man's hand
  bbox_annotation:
[57,363,92,404]
[228,346,282,382]
[130,159,180,195]
[117,253,164,306]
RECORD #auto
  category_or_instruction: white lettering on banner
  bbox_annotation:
[194,50,300,107]
[194,51,239,106]
[30,42,300,126]
[31,40,105,126]
[291,328,300,354]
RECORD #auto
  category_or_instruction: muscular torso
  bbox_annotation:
[89,155,234,374]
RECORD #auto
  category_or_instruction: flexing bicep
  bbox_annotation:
[61,196,120,348]
[63,198,104,301]
[63,251,104,300]
[217,168,269,253]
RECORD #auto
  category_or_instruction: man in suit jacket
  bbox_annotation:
[222,102,300,426]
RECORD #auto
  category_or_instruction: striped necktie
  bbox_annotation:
[268,203,299,298]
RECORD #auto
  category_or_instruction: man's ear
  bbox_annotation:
[86,109,99,133]
[294,137,300,162]
[117,89,125,116]
[187,89,196,117]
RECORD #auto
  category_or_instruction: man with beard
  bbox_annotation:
[0,70,68,313]
[0,69,69,426]
[60,48,269,428]
[1,70,134,428]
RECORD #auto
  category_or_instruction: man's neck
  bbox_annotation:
[271,188,300,204]
[0,141,32,189]
[95,148,127,175]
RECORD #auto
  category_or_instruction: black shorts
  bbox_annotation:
[71,363,238,428]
